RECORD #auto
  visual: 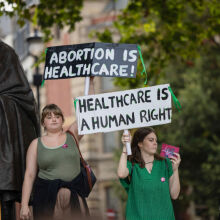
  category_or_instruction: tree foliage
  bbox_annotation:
[157,45,220,218]
[95,0,220,87]
[0,0,83,41]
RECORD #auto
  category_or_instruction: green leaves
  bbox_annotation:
[159,46,220,217]
[95,0,220,89]
[1,0,83,42]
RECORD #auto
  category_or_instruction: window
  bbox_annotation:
[103,131,118,153]
[105,187,119,219]
[101,77,115,92]
[25,0,40,7]
[103,0,128,12]
[0,15,12,37]
[14,23,29,61]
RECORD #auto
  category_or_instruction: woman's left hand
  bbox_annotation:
[169,153,181,172]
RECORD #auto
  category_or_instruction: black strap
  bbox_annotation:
[131,163,134,178]
[128,163,134,183]
[165,159,168,169]
[67,130,93,190]
[165,159,169,179]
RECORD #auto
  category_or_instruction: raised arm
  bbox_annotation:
[20,139,38,219]
[68,77,95,142]
[169,153,181,200]
[117,132,131,179]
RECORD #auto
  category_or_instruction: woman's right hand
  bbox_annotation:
[121,132,131,146]
[20,205,31,220]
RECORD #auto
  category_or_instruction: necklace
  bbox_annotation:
[145,161,154,164]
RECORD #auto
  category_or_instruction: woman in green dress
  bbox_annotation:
[118,127,181,220]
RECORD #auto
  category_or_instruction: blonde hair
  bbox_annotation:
[41,104,65,126]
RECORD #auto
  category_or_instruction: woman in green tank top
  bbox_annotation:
[20,78,95,220]
[118,127,181,220]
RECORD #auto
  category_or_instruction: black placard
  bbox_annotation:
[43,42,138,80]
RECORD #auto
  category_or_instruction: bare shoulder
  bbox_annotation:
[31,138,38,145]
[28,138,38,151]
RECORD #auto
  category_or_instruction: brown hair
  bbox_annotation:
[128,127,164,168]
[41,104,64,126]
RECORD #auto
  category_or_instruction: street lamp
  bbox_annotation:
[26,28,44,112]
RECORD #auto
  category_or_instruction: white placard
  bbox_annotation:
[76,84,172,135]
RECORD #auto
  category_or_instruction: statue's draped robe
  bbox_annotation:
[0,40,40,201]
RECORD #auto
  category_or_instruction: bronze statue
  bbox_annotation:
[0,40,40,220]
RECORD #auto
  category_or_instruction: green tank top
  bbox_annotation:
[37,132,80,181]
